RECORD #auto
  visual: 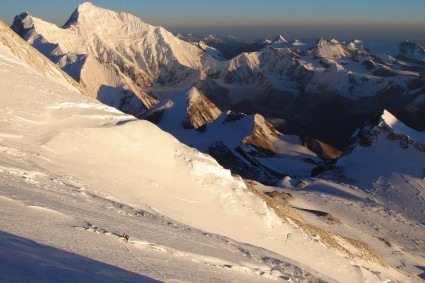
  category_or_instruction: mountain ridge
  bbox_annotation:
[12,3,425,151]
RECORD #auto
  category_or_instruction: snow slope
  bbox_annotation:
[338,109,425,187]
[323,110,425,225]
[262,176,425,282]
[0,20,412,282]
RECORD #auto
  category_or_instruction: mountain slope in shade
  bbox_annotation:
[342,110,425,183]
[146,91,321,184]
[323,110,425,222]
[77,54,158,116]
[146,87,222,130]
[397,41,425,62]
[0,19,86,95]
[196,40,227,61]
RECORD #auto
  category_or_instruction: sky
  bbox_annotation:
[1,0,424,42]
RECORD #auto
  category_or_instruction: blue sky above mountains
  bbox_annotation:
[1,0,424,42]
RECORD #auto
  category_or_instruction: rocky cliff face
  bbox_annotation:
[242,114,280,155]
[186,88,222,129]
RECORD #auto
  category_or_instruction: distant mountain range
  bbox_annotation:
[12,2,425,152]
[10,2,425,184]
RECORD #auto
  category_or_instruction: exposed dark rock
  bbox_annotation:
[208,142,278,185]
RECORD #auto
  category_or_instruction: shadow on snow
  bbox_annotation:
[0,231,160,283]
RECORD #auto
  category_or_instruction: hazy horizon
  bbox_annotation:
[1,0,424,43]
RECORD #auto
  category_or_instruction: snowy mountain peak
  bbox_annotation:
[187,86,204,101]
[146,87,221,130]
[334,109,425,219]
[64,1,144,29]
[186,87,222,129]
[292,39,305,46]
[74,2,119,19]
[197,40,226,60]
[329,38,340,44]
[269,35,289,48]
[273,35,288,44]
[381,109,400,128]
[348,109,425,154]
[398,41,425,61]
[77,1,96,10]
[311,38,348,58]
[380,110,425,144]
[11,2,209,117]
[242,114,280,154]
[315,38,328,47]
[11,12,34,35]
